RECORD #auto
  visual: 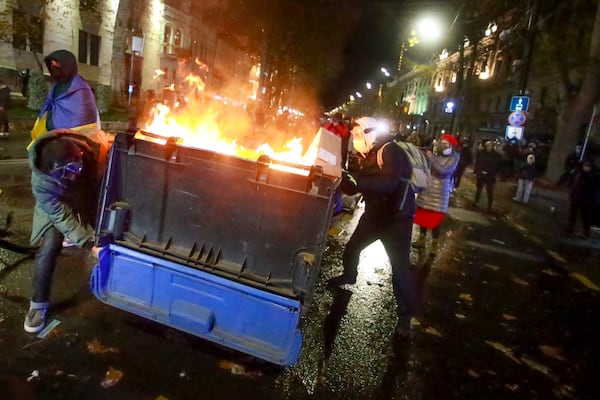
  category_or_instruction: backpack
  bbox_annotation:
[377,141,431,193]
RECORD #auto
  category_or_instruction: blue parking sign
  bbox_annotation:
[509,96,530,112]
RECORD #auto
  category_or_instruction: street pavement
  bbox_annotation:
[1,130,599,399]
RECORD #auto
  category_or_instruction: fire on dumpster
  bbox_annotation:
[133,67,340,177]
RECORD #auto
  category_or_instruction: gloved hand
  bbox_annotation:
[339,172,358,195]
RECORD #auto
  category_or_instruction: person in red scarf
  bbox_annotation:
[324,112,350,169]
[413,134,460,255]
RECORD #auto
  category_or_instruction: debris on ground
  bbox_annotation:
[101,366,123,388]
[86,338,119,354]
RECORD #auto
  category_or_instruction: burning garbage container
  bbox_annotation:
[91,129,340,366]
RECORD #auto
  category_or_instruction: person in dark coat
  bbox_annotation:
[453,136,472,189]
[557,144,583,187]
[474,140,503,212]
[512,154,537,203]
[566,159,599,238]
[328,117,417,338]
[0,80,10,137]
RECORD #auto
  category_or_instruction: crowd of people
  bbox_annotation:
[322,112,600,338]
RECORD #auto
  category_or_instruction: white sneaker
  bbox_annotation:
[24,302,49,334]
[62,239,77,248]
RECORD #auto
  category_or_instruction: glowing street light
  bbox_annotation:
[380,67,390,77]
[355,91,362,98]
[415,15,443,43]
[366,82,372,90]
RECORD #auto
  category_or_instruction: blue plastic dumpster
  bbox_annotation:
[91,133,336,366]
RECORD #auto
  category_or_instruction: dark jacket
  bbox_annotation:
[517,162,537,181]
[350,139,415,219]
[0,84,10,108]
[570,167,600,204]
[474,149,503,179]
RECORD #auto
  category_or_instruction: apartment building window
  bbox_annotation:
[79,30,101,66]
[164,25,172,54]
[12,9,44,53]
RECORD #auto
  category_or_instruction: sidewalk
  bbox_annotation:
[455,170,600,290]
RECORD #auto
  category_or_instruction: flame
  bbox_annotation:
[137,64,322,176]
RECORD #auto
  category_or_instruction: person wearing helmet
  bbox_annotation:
[328,116,417,338]
[24,128,109,334]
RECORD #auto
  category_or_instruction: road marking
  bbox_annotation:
[0,158,28,166]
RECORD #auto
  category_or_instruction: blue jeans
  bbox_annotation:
[342,214,416,326]
[31,226,64,303]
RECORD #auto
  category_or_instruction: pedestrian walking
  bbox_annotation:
[0,80,11,138]
[474,140,503,212]
[513,154,537,203]
[328,117,417,338]
[566,159,600,239]
[413,134,460,254]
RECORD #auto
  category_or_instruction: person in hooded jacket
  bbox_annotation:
[413,134,460,254]
[328,117,417,338]
[29,49,100,148]
[24,129,109,333]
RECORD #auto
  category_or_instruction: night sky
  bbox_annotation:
[322,0,453,110]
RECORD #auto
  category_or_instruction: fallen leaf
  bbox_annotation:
[424,326,442,337]
[485,341,521,364]
[502,314,518,321]
[539,345,566,361]
[541,268,559,276]
[552,384,576,399]
[86,338,119,354]
[455,313,467,319]
[569,272,599,291]
[491,239,505,245]
[547,250,566,263]
[459,293,473,302]
[520,356,555,379]
[467,369,479,378]
[483,264,500,271]
[511,276,529,286]
[505,383,519,391]
[101,367,123,388]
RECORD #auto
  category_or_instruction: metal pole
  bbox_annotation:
[580,104,598,162]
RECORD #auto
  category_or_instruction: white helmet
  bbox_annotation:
[352,117,378,156]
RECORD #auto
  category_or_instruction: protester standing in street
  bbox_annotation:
[566,159,600,239]
[328,117,417,337]
[0,80,11,138]
[474,140,503,212]
[453,136,472,189]
[512,154,537,203]
[324,112,350,169]
[413,134,460,254]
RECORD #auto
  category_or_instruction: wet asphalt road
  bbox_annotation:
[1,157,599,400]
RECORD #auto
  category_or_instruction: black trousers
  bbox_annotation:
[475,173,496,209]
[31,226,64,303]
[342,213,416,326]
[0,107,8,132]
[568,199,594,235]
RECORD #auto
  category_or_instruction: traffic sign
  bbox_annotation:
[505,125,524,141]
[508,111,527,126]
[509,96,530,112]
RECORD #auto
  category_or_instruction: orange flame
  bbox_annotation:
[138,66,322,175]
